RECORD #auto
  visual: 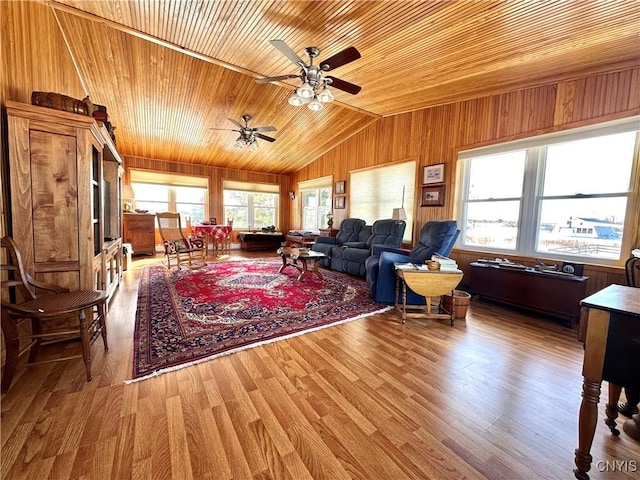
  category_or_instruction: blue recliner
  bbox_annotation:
[311,218,366,267]
[331,219,406,277]
[365,220,459,304]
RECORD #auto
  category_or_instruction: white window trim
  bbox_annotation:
[222,180,280,229]
[456,116,639,265]
[298,176,333,231]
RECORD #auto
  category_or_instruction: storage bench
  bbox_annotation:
[237,232,285,251]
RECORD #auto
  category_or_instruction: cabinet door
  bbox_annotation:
[30,130,80,262]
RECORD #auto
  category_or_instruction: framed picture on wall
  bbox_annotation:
[335,180,346,194]
[334,195,346,209]
[420,185,445,207]
[423,163,445,184]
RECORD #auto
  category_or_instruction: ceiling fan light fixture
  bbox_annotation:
[288,90,305,106]
[249,139,259,151]
[258,41,361,112]
[317,86,334,103]
[234,137,244,149]
[298,82,314,98]
[307,97,324,111]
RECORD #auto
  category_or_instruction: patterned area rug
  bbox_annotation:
[130,259,389,381]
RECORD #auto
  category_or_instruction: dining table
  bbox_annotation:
[192,224,233,259]
[574,284,640,480]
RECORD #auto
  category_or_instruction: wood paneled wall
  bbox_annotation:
[123,155,291,239]
[292,67,640,293]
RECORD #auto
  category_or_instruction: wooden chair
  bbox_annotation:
[221,219,234,255]
[156,212,206,269]
[0,236,108,392]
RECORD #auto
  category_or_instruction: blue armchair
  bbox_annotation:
[331,219,406,277]
[365,220,459,304]
[311,218,366,267]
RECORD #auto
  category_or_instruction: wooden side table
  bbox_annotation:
[319,228,339,237]
[394,265,463,325]
[285,234,318,247]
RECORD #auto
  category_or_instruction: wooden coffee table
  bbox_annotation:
[277,247,328,281]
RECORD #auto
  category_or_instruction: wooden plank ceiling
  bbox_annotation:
[29,1,640,173]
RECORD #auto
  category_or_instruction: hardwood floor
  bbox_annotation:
[1,252,638,479]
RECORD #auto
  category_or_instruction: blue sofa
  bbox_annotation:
[365,220,460,304]
[312,218,366,267]
[330,219,406,277]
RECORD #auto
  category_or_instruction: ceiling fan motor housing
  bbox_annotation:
[304,66,323,88]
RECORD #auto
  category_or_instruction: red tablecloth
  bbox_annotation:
[192,225,232,240]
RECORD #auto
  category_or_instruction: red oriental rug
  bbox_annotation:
[130,259,389,381]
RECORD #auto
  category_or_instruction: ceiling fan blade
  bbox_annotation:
[325,76,362,95]
[253,126,277,133]
[227,118,244,129]
[270,39,305,67]
[320,46,361,71]
[255,133,276,143]
[210,128,240,132]
[255,74,300,84]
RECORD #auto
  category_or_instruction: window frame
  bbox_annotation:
[222,181,280,230]
[129,170,209,225]
[298,176,333,231]
[456,117,639,266]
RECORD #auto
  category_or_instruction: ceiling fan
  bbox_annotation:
[210,115,276,150]
[256,39,361,111]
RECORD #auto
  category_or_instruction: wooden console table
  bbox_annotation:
[469,262,588,327]
[574,284,640,480]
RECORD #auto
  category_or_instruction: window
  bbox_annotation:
[223,180,279,229]
[457,118,638,263]
[298,176,332,231]
[130,170,208,224]
[350,160,416,242]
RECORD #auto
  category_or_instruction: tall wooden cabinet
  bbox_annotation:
[6,101,122,298]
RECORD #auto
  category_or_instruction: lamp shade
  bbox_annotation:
[392,207,407,221]
[307,98,324,111]
[288,90,305,106]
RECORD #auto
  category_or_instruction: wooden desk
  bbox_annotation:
[574,284,640,480]
[395,266,463,325]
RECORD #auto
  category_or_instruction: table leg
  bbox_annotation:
[449,289,455,326]
[574,308,611,480]
[604,383,623,435]
[278,253,288,274]
[394,276,400,318]
[297,258,323,281]
[309,259,323,280]
[401,280,407,324]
